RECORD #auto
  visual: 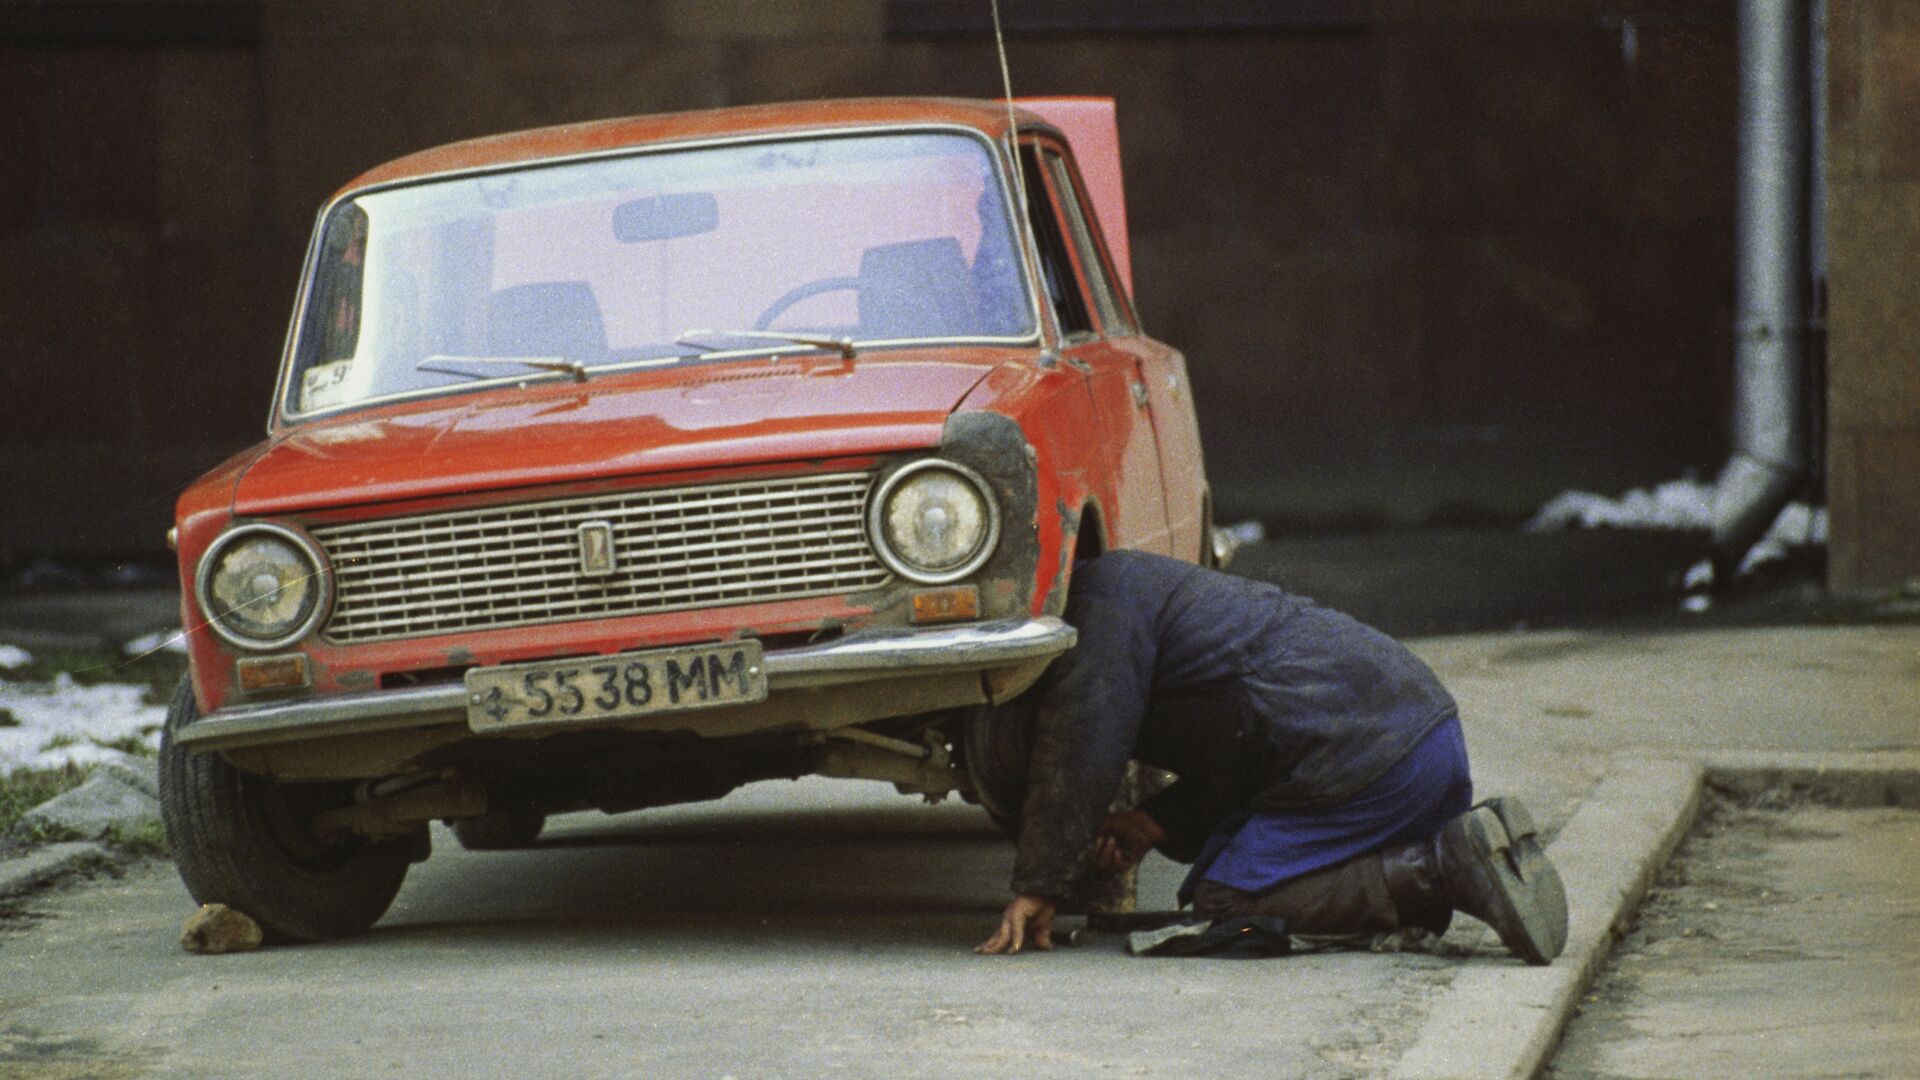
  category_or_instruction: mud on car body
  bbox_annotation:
[161,97,1210,940]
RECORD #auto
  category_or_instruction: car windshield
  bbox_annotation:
[283,130,1035,418]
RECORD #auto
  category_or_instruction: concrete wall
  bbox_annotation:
[1826,0,1920,590]
[0,0,1743,558]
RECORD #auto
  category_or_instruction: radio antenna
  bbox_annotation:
[990,0,1030,222]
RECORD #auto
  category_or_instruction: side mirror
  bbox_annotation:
[612,192,719,243]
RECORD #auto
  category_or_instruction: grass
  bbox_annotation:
[0,765,171,857]
[6,645,187,706]
[0,649,177,858]
[103,818,169,857]
[0,762,97,837]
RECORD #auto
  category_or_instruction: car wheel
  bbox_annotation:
[158,677,413,942]
[959,701,1034,837]
[451,808,546,850]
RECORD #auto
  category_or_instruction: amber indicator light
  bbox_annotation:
[236,654,311,692]
[910,585,980,625]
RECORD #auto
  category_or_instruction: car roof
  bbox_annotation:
[336,97,1042,199]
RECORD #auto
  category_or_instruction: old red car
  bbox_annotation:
[159,97,1210,940]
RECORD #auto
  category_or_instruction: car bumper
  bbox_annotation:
[176,616,1075,753]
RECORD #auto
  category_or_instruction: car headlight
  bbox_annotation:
[195,524,330,649]
[868,460,1000,584]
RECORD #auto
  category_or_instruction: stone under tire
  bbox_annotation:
[158,677,413,943]
[451,809,546,850]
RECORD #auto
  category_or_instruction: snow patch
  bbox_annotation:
[1210,520,1267,568]
[0,672,166,774]
[1526,478,1719,532]
[1526,477,1826,578]
[123,629,189,658]
[0,644,31,670]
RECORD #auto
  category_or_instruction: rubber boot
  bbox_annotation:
[1384,797,1568,965]
[1191,857,1400,936]
[1378,844,1454,936]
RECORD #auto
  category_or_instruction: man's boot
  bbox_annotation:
[1380,797,1569,965]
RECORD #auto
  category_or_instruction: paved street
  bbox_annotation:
[3,779,1460,1079]
[1,617,1913,1078]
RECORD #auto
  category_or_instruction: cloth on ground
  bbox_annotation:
[1127,916,1293,959]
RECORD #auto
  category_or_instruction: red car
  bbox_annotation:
[160,97,1210,940]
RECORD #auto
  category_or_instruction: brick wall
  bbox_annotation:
[0,0,1744,556]
[1826,0,1920,590]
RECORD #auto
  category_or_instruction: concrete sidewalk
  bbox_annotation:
[1391,621,1919,1079]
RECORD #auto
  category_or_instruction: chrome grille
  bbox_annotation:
[313,472,889,644]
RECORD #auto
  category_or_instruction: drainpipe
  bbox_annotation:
[1711,0,1815,581]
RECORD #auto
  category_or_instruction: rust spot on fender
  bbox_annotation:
[1043,499,1082,615]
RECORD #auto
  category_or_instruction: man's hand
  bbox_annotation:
[1093,809,1167,872]
[976,893,1058,955]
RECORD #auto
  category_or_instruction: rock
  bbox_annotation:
[14,771,159,840]
[96,759,159,800]
[0,842,111,897]
[180,903,264,955]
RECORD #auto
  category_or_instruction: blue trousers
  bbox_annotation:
[1181,713,1474,906]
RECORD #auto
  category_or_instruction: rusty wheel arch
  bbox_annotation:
[1198,486,1216,567]
[1073,500,1107,564]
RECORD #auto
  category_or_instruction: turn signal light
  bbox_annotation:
[236,654,311,692]
[911,585,980,625]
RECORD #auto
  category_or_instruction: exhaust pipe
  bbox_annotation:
[1712,0,1815,582]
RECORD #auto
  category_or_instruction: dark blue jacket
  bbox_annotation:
[1010,551,1457,899]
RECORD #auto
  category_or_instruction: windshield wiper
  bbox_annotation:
[675,329,857,360]
[416,354,590,384]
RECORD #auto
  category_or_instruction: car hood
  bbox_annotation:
[234,353,1006,515]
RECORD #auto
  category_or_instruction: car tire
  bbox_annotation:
[451,809,546,850]
[158,677,413,943]
[959,701,1034,837]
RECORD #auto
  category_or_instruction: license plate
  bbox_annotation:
[465,641,767,732]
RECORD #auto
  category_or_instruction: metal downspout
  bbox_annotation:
[1712,0,1815,580]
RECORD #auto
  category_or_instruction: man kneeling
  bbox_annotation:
[976,551,1568,962]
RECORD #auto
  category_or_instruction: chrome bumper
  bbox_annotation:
[176,617,1075,752]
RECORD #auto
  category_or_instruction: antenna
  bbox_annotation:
[990,0,1031,222]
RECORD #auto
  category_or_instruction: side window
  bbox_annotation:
[1041,149,1135,336]
[1019,146,1094,339]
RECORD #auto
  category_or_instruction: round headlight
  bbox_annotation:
[868,460,1000,584]
[195,524,329,649]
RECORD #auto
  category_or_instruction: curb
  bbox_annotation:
[1701,749,1920,806]
[1391,756,1704,1080]
[1390,750,1920,1080]
[0,841,114,898]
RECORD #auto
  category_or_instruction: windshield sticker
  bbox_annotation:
[301,361,357,412]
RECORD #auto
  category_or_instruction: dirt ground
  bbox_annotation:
[1548,790,1920,1079]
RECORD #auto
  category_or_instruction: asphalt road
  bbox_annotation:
[1,778,1465,1080]
[2,538,1908,1079]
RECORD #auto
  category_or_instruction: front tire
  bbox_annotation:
[959,702,1034,837]
[159,677,413,942]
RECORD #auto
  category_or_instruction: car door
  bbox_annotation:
[1021,141,1174,556]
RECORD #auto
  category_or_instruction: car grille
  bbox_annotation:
[312,471,890,644]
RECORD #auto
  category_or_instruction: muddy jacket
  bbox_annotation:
[1010,551,1457,900]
